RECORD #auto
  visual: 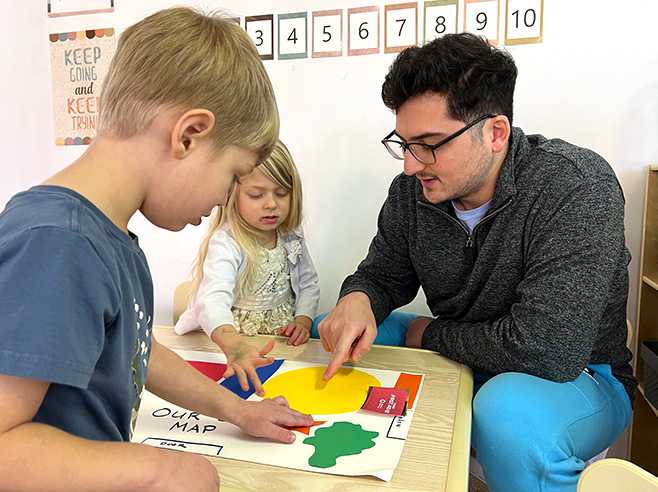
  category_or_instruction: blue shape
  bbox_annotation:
[220,358,284,399]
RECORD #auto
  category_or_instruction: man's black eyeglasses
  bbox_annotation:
[381,114,497,165]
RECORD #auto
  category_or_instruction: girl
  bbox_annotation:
[175,140,320,396]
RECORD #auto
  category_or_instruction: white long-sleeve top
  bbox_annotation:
[175,223,320,338]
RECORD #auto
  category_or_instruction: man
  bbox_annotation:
[318,33,635,492]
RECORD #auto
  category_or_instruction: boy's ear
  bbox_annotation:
[171,109,215,159]
[490,115,511,153]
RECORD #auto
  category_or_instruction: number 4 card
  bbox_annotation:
[279,12,308,59]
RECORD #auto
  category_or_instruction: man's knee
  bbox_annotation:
[472,372,559,450]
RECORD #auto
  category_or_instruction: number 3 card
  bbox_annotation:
[245,14,274,60]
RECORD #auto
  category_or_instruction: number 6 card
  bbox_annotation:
[348,6,380,56]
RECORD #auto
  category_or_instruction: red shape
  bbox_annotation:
[287,420,327,435]
[187,360,227,382]
[362,387,408,415]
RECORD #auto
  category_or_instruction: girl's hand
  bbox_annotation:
[211,327,274,397]
[278,316,312,346]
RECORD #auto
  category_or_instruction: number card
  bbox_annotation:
[312,9,343,58]
[384,3,417,54]
[348,6,380,56]
[505,0,543,45]
[424,0,459,43]
[278,12,308,60]
[245,15,274,61]
[464,0,500,44]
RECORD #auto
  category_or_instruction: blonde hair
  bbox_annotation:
[188,140,304,303]
[97,6,279,159]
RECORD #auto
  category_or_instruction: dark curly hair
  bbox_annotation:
[381,33,517,124]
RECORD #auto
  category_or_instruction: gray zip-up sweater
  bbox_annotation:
[340,127,636,402]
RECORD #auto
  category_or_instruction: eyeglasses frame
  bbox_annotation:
[381,114,498,165]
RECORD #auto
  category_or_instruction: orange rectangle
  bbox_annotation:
[394,372,423,409]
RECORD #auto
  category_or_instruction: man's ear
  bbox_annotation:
[490,115,511,153]
[170,109,215,159]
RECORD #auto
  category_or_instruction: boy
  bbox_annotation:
[0,7,312,491]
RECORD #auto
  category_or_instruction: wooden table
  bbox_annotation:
[154,325,473,492]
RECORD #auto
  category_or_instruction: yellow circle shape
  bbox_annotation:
[262,366,381,415]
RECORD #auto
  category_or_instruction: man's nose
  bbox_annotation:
[403,150,427,176]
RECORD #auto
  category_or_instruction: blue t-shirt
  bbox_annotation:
[452,199,492,234]
[0,185,152,442]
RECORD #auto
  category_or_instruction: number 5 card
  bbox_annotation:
[312,9,343,58]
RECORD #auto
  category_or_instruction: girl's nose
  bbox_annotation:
[264,195,277,209]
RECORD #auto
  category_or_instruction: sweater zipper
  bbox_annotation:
[420,197,513,265]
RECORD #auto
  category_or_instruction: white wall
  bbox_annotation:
[1,1,656,339]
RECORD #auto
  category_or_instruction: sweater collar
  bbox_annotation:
[489,126,527,209]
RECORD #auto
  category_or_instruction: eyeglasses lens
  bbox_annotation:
[384,141,405,160]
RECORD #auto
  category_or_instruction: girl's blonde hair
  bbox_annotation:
[188,140,303,304]
[97,6,279,160]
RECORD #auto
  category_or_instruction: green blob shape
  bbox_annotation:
[303,421,379,468]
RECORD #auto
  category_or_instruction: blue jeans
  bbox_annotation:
[310,311,415,347]
[472,364,632,492]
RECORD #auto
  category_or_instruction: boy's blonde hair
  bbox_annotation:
[188,140,303,303]
[98,6,279,159]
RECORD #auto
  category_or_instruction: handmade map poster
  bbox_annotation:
[132,349,424,481]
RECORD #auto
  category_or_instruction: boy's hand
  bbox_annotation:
[278,316,312,346]
[211,327,274,397]
[229,395,313,444]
